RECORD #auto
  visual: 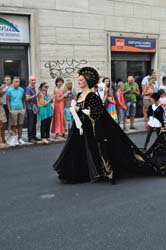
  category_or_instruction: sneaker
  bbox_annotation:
[18,138,26,145]
[6,135,18,146]
[42,139,49,144]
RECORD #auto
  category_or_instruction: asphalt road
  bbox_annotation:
[1,132,165,250]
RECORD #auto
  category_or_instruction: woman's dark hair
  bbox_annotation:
[78,67,99,88]
[55,77,64,86]
[102,77,110,88]
[39,82,47,90]
[149,69,154,76]
[151,92,160,101]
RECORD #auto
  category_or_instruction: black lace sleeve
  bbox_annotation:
[86,93,104,121]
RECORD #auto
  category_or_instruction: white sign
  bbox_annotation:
[0,15,29,43]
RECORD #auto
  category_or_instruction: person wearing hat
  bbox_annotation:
[53,67,166,185]
[53,67,116,184]
[143,92,165,151]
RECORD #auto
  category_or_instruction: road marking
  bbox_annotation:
[40,194,55,199]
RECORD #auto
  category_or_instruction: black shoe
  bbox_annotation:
[34,137,41,141]
[110,177,116,185]
[28,139,37,144]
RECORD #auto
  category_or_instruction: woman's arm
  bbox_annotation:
[87,93,104,121]
[143,84,148,96]
[38,93,49,106]
[103,87,108,104]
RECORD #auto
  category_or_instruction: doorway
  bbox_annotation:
[111,52,152,83]
[0,45,29,87]
[111,52,153,118]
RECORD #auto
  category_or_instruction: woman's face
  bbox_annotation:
[120,84,124,91]
[66,82,72,90]
[42,84,49,92]
[56,80,63,88]
[104,79,110,87]
[150,97,156,104]
[78,75,88,89]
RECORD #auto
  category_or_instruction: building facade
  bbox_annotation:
[0,0,166,91]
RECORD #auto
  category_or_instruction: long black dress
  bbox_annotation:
[53,92,166,183]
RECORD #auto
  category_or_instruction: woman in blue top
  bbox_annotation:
[38,82,53,144]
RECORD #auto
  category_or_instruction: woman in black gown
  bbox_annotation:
[53,67,166,184]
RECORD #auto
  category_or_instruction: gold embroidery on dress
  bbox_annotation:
[98,142,113,179]
[133,152,145,162]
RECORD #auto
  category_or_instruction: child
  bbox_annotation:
[143,93,165,151]
[115,82,127,130]
[63,80,76,136]
[0,84,7,148]
[106,87,118,123]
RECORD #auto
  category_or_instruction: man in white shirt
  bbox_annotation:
[97,80,105,101]
[142,70,159,93]
[141,69,154,92]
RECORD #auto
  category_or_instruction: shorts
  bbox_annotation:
[10,109,25,126]
[64,107,73,130]
[117,108,126,123]
[65,120,72,130]
[0,105,7,123]
[126,101,136,117]
[143,98,151,110]
[64,107,73,121]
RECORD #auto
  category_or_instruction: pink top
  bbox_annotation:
[115,91,125,109]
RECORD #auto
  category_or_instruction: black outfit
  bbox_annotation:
[40,117,52,139]
[147,105,164,126]
[27,110,37,141]
[26,87,38,141]
[53,92,166,184]
[144,105,164,150]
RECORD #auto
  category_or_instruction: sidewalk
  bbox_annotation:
[120,117,146,135]
[1,118,146,150]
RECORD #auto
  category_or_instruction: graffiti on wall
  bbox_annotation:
[44,59,88,79]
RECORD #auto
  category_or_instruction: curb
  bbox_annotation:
[0,129,147,151]
[126,129,147,135]
[0,139,65,151]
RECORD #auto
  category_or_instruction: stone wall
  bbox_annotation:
[0,0,166,90]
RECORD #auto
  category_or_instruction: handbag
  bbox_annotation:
[29,87,38,114]
[32,104,38,114]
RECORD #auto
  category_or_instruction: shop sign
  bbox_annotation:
[0,15,29,43]
[111,37,156,53]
